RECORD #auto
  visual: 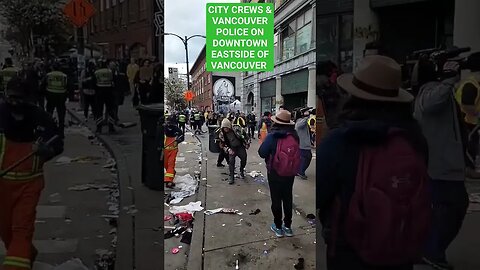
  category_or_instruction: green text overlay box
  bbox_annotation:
[206,3,274,72]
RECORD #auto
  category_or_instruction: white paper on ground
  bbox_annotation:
[169,201,203,214]
[170,174,198,204]
[53,259,89,270]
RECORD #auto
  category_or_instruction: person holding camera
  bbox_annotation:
[454,52,480,179]
[295,108,313,179]
[414,60,469,270]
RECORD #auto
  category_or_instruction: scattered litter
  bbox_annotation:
[206,184,212,187]
[257,189,268,196]
[53,258,89,270]
[124,205,138,215]
[469,193,480,203]
[294,258,305,269]
[181,229,193,244]
[165,226,187,239]
[164,215,173,221]
[205,208,243,215]
[263,250,268,255]
[202,178,207,181]
[295,210,301,215]
[222,224,226,227]
[249,209,261,215]
[49,193,62,203]
[169,174,199,204]
[68,183,114,192]
[235,260,239,270]
[306,214,316,226]
[55,156,103,165]
[94,249,115,270]
[103,159,116,169]
[248,171,263,178]
[171,247,180,254]
[175,212,194,223]
[169,201,204,214]
[178,245,183,249]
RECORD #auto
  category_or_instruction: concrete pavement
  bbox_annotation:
[184,131,316,270]
[67,102,164,270]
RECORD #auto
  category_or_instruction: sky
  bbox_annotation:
[164,0,240,77]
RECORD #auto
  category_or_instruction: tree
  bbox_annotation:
[165,77,187,110]
[0,0,69,58]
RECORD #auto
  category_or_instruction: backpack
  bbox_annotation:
[270,134,301,177]
[343,129,431,265]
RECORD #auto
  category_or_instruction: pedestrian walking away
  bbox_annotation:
[247,112,256,139]
[94,60,117,134]
[0,75,63,270]
[414,59,470,270]
[317,55,431,270]
[164,115,184,189]
[258,111,272,144]
[44,64,68,138]
[178,111,187,135]
[258,109,301,238]
[295,108,313,180]
[217,118,250,184]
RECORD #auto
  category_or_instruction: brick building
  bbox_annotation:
[190,47,213,111]
[87,0,155,60]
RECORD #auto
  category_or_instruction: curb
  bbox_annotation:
[66,107,135,270]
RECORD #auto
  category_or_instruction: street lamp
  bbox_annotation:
[163,33,206,100]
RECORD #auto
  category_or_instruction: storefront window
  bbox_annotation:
[261,97,272,115]
[296,23,312,55]
[317,16,337,63]
[340,15,353,72]
[281,21,296,61]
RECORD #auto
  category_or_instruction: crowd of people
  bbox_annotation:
[316,48,480,270]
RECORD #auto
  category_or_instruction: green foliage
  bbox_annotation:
[165,77,187,110]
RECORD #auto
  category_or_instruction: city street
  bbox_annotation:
[164,126,316,270]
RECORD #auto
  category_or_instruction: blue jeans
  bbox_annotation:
[425,180,468,262]
[298,149,312,175]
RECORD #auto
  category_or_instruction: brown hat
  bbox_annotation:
[337,55,413,103]
[271,110,295,126]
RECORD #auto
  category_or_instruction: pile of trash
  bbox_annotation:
[165,174,199,205]
[165,203,201,253]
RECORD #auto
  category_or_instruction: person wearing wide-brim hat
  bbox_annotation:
[317,55,430,269]
[258,110,300,238]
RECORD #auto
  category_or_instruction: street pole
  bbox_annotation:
[184,36,191,108]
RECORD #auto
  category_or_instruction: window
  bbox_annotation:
[280,8,314,61]
[281,20,296,61]
[317,16,338,63]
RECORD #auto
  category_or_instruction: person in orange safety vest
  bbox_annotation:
[164,115,183,189]
[0,75,63,270]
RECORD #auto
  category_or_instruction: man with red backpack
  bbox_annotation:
[317,55,431,270]
[258,110,301,238]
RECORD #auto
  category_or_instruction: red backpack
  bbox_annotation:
[343,129,431,265]
[271,134,301,177]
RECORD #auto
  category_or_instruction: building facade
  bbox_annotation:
[190,46,242,112]
[316,0,459,73]
[242,0,316,116]
[87,0,155,59]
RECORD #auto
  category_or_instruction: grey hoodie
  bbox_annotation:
[295,117,311,150]
[414,76,465,181]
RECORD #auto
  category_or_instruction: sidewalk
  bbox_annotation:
[1,125,118,269]
[191,134,316,269]
[164,131,202,270]
[67,102,164,270]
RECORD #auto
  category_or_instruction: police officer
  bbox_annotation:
[193,110,202,133]
[178,111,187,134]
[0,58,20,98]
[94,60,116,133]
[44,64,68,137]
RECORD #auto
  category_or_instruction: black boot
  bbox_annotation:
[228,174,235,185]
[240,169,245,179]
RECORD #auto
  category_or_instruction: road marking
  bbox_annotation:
[36,206,67,219]
[0,239,78,254]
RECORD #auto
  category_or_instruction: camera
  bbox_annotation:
[293,107,314,121]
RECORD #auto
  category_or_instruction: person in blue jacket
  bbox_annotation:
[258,110,300,238]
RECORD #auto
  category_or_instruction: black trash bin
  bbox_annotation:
[208,125,221,153]
[137,103,164,191]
